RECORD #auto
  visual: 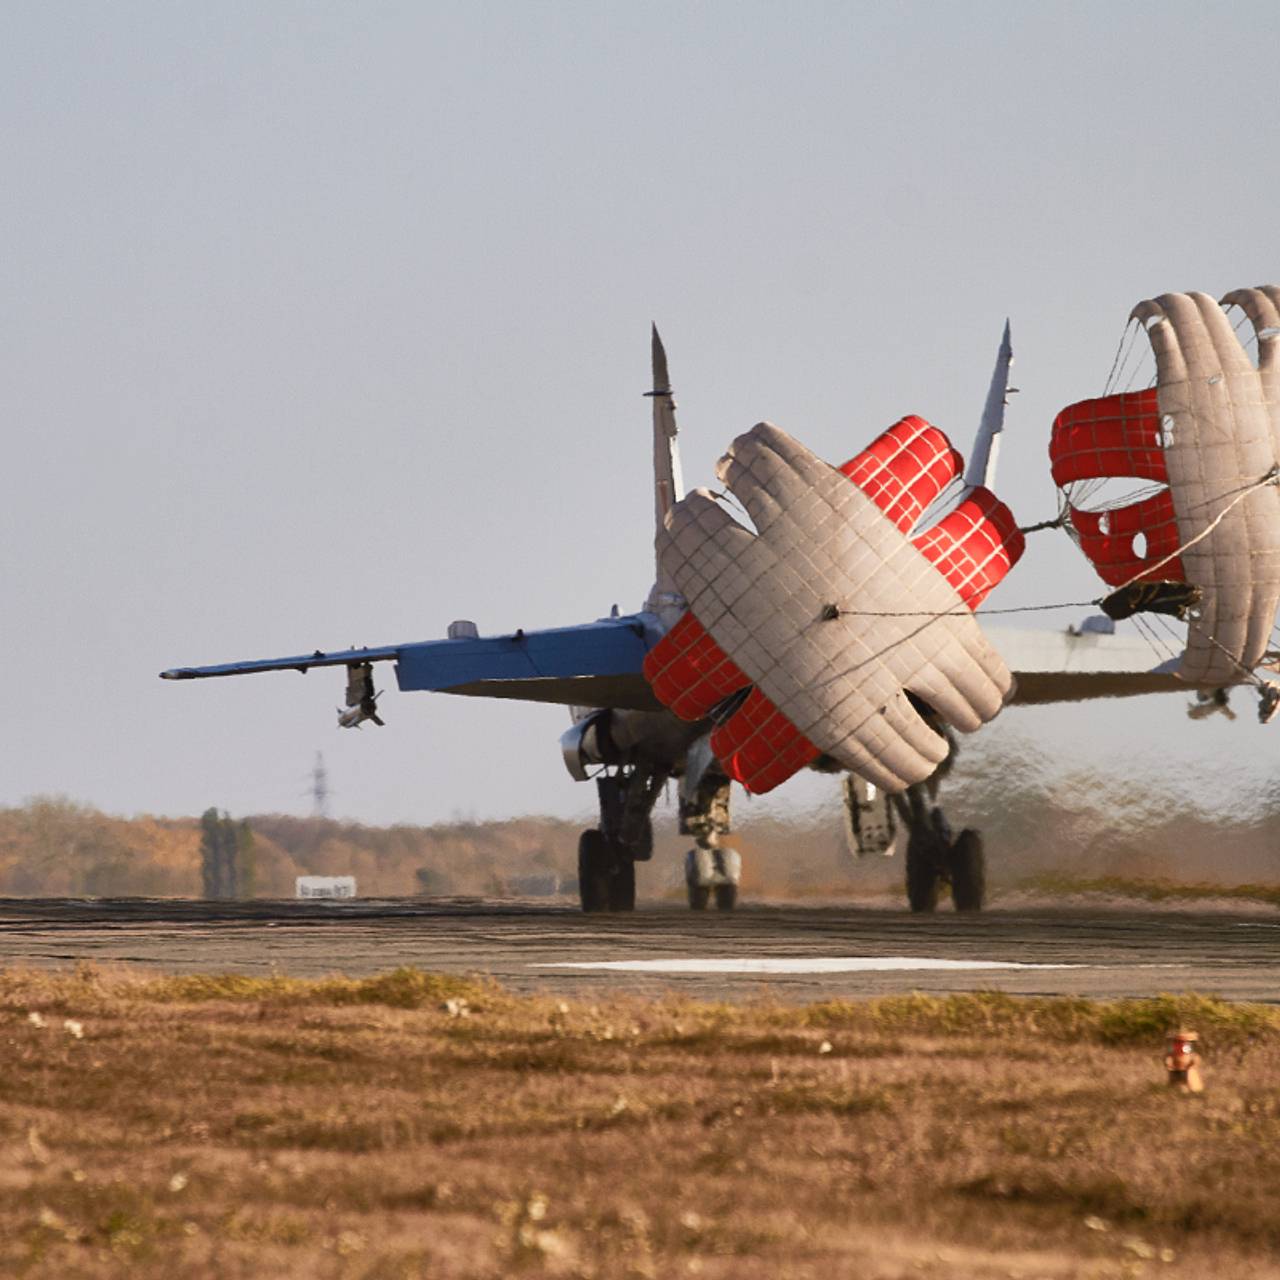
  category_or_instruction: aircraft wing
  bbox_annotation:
[162,609,1191,719]
[991,622,1187,705]
[160,614,664,712]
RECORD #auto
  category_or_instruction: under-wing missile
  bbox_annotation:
[337,699,384,729]
[339,662,385,729]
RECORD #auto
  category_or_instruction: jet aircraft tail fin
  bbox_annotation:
[965,319,1015,491]
[645,325,687,623]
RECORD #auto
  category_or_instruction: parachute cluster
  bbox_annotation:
[643,418,1024,794]
[1051,287,1280,688]
[641,282,1280,797]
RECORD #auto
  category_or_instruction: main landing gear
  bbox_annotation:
[577,829,636,912]
[891,746,986,913]
[577,769,665,913]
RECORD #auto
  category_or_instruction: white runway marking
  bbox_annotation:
[532,956,1082,975]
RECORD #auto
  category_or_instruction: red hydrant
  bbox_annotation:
[1164,1028,1204,1093]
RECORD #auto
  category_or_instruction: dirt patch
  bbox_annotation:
[1,966,1278,1277]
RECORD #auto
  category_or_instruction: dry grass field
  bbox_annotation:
[2,966,1279,1279]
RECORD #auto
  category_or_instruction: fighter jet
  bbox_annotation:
[162,327,1186,914]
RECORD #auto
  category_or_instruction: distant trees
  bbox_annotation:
[199,809,256,899]
[0,797,197,897]
[0,803,600,899]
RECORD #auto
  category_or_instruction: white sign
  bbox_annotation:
[295,875,356,899]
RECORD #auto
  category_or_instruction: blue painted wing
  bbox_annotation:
[160,615,663,711]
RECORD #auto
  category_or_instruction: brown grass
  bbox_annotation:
[1013,874,1280,909]
[2,965,1279,1278]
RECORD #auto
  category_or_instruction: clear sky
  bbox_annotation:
[4,1,1280,827]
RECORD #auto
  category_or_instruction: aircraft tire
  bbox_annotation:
[905,827,943,914]
[687,883,711,910]
[714,884,737,911]
[577,830,612,913]
[948,829,986,913]
[608,852,636,912]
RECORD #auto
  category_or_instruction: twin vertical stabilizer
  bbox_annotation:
[645,325,687,625]
[641,321,1013,624]
[965,319,1015,491]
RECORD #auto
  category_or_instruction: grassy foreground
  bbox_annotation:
[2,968,1280,1279]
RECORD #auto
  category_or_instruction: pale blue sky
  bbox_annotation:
[4,1,1279,824]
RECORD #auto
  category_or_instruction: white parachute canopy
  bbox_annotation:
[644,419,1024,793]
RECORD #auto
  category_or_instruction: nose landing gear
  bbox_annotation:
[684,842,741,910]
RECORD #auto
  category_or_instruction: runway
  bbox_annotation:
[1,896,1278,1001]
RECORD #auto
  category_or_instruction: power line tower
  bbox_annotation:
[310,751,330,819]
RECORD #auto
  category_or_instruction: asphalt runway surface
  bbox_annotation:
[1,896,1278,1002]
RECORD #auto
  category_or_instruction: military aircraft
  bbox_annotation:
[162,326,1190,914]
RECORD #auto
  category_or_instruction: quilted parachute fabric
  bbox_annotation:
[1051,287,1280,686]
[643,418,1024,794]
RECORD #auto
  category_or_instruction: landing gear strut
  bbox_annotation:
[577,768,665,913]
[891,732,986,913]
[680,770,738,911]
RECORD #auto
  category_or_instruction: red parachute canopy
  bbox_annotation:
[1050,389,1186,587]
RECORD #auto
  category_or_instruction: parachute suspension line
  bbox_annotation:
[1122,327,1153,394]
[1056,485,1080,547]
[1129,614,1173,665]
[913,475,967,533]
[1146,614,1182,665]
[828,598,1102,622]
[1065,478,1170,518]
[1103,319,1142,398]
[1107,317,1155,393]
[1128,612,1158,659]
[1017,515,1066,535]
[1222,302,1265,372]
[1151,611,1186,655]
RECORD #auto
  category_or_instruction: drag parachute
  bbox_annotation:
[1050,287,1280,687]
[642,418,1025,794]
